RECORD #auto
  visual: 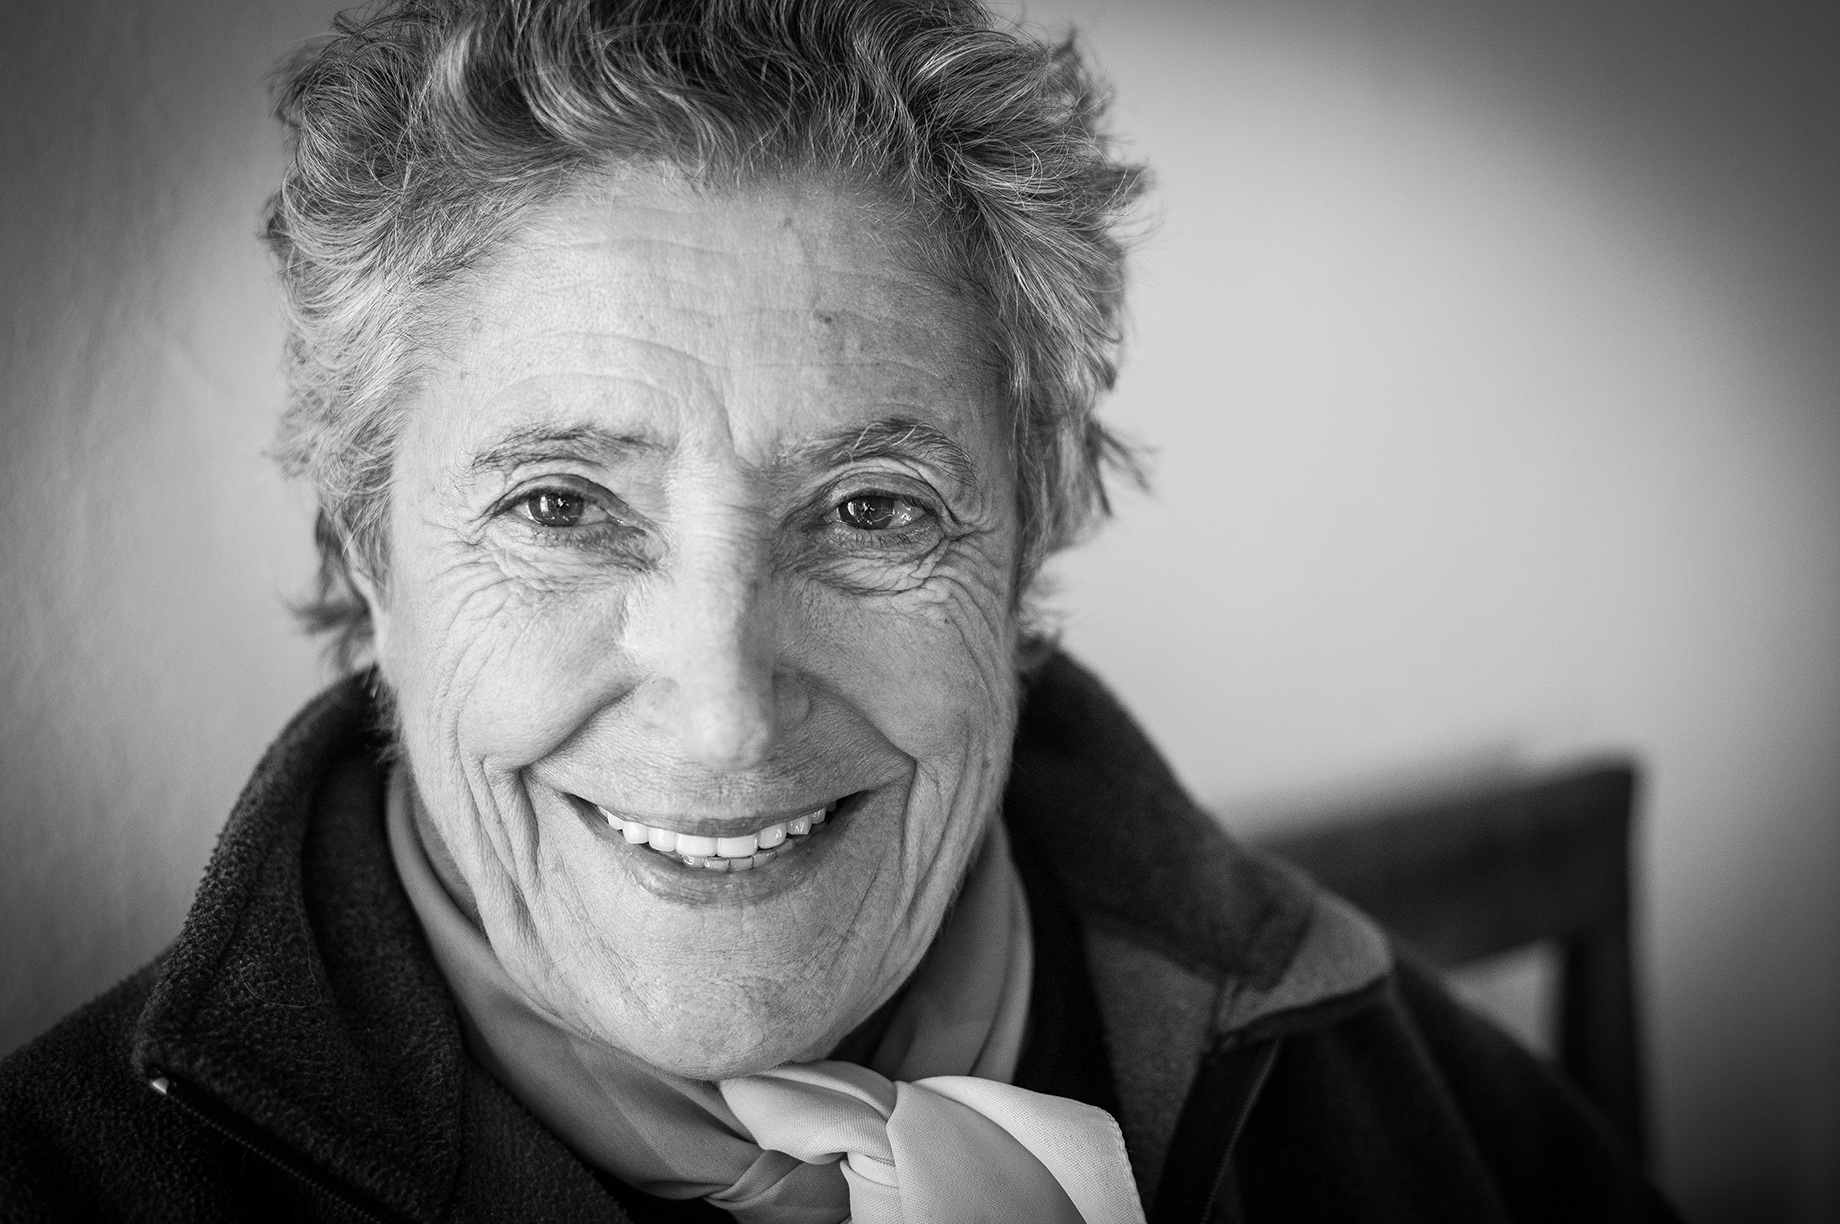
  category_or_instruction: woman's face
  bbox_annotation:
[366,171,1021,1080]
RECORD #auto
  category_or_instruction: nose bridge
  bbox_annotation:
[646,503,783,771]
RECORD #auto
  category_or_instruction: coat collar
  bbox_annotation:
[132,655,1387,1220]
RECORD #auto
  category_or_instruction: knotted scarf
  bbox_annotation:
[387,770,1143,1223]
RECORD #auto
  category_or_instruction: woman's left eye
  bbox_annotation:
[835,493,929,532]
[515,489,605,529]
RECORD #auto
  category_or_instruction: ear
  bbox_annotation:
[345,551,394,666]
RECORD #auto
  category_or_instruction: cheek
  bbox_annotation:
[794,545,1019,795]
[383,534,641,770]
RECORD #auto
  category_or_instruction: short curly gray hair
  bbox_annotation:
[265,0,1146,668]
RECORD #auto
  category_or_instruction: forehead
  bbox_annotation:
[422,170,996,463]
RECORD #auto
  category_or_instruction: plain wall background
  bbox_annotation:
[2,1,1835,1219]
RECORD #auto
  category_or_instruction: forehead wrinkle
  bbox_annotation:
[471,370,672,407]
[640,275,965,343]
[472,320,966,412]
[468,334,731,421]
[472,329,731,371]
[450,179,995,492]
[538,200,892,270]
[526,223,957,329]
[503,279,962,356]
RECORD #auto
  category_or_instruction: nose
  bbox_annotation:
[630,524,798,772]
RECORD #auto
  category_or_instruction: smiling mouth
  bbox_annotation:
[591,799,845,873]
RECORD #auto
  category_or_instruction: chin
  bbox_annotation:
[589,980,865,1082]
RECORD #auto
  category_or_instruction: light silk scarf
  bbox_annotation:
[387,770,1144,1223]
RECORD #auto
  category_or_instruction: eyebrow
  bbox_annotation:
[790,417,983,496]
[467,422,659,476]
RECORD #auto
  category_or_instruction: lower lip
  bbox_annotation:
[573,794,863,898]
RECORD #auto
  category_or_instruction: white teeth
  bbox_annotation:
[676,833,718,857]
[606,797,845,869]
[716,833,758,859]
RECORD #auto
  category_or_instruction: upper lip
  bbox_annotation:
[573,793,845,837]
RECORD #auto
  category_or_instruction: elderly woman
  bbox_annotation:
[1,1,1670,1220]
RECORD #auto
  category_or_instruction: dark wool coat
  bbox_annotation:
[0,654,1677,1223]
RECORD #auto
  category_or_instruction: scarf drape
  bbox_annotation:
[388,770,1143,1223]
